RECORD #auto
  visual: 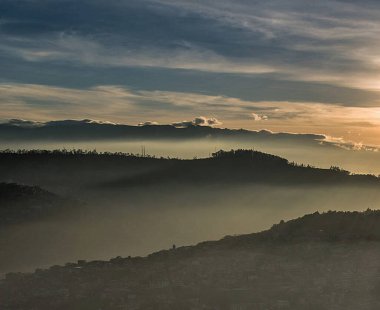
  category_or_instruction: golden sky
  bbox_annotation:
[1,0,380,146]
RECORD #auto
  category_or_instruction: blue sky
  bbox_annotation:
[1,0,380,143]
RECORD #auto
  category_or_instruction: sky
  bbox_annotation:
[1,0,380,145]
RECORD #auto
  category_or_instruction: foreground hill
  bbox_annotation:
[2,211,380,310]
[0,183,78,226]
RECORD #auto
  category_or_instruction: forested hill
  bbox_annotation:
[204,210,380,248]
[146,210,380,258]
[112,149,379,187]
[0,149,378,191]
[3,211,380,310]
[0,183,77,225]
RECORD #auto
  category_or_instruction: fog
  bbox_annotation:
[1,183,380,276]
[2,141,380,277]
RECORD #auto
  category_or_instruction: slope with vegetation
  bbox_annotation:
[2,211,380,310]
[0,149,378,195]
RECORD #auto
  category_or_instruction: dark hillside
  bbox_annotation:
[3,211,380,310]
[0,150,378,195]
[102,149,379,187]
[0,183,78,225]
[209,210,380,249]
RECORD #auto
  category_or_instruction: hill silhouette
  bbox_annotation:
[112,149,377,187]
[3,211,380,310]
[209,210,380,247]
[0,183,78,226]
[0,120,326,144]
[0,149,378,194]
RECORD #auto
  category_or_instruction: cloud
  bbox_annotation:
[1,0,380,93]
[321,136,380,152]
[138,121,159,126]
[172,116,222,127]
[2,119,42,127]
[2,118,118,127]
[251,113,268,121]
[1,83,380,145]
[1,116,380,154]
[45,119,118,126]
[344,121,377,128]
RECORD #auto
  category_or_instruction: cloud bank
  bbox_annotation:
[1,83,380,145]
[1,117,379,155]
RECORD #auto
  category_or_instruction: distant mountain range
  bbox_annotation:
[0,118,327,144]
[2,210,380,310]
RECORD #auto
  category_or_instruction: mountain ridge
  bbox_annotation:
[0,149,378,194]
[0,119,328,144]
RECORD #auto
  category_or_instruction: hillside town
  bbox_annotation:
[3,212,380,310]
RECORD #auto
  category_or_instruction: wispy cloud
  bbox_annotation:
[2,0,380,91]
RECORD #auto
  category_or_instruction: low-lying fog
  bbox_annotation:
[2,139,380,276]
[1,183,380,276]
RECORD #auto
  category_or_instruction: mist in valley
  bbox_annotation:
[1,181,380,276]
[1,143,380,277]
[2,144,380,309]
